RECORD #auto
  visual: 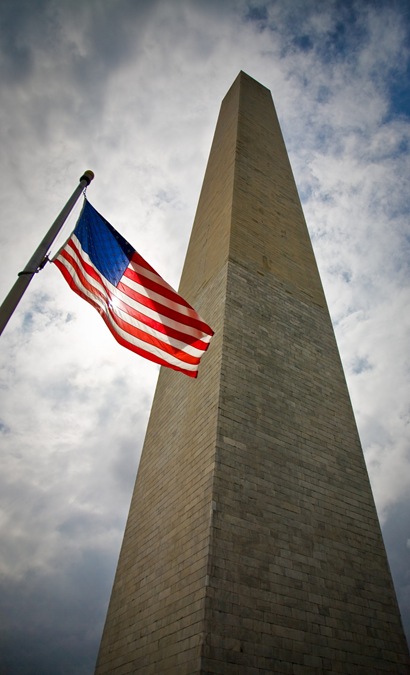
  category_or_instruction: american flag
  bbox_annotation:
[53,199,213,377]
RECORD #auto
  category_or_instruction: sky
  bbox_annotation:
[0,0,409,672]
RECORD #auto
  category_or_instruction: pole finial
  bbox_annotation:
[80,170,94,185]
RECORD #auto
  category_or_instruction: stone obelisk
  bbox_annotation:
[95,72,410,674]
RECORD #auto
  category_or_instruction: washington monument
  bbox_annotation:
[95,72,410,674]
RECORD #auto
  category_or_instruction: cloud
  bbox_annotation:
[0,1,409,671]
[0,549,114,675]
[381,495,410,641]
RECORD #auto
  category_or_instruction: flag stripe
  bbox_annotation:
[53,199,213,377]
[63,237,211,348]
[121,266,212,333]
[55,250,203,366]
[127,253,193,308]
[54,259,198,376]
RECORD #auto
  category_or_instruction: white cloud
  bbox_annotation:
[0,1,409,670]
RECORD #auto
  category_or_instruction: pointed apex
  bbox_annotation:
[228,70,271,95]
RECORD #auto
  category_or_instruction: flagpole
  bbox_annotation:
[0,170,94,336]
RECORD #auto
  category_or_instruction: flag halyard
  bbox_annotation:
[53,200,213,377]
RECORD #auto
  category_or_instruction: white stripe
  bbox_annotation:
[118,273,212,341]
[57,251,205,361]
[57,256,199,372]
[66,237,212,342]
[129,260,177,293]
[127,260,204,321]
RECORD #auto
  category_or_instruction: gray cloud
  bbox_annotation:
[381,495,410,641]
[0,548,115,675]
[0,1,409,671]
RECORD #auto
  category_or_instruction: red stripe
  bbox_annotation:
[55,250,202,366]
[65,239,109,291]
[67,237,212,338]
[126,255,192,308]
[119,275,213,335]
[105,324,199,377]
[54,235,213,376]
[55,258,198,377]
[58,246,207,357]
[57,247,109,307]
[54,258,105,317]
[101,288,210,351]
[105,305,200,366]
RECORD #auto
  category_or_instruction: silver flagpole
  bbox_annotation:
[0,170,94,336]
